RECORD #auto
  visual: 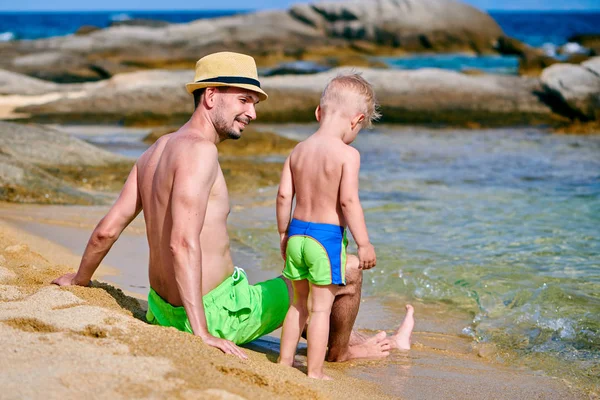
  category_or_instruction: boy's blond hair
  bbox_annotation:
[319,73,381,128]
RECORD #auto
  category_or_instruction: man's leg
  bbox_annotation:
[326,255,391,361]
[277,256,414,360]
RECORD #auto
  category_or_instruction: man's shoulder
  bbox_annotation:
[172,133,218,158]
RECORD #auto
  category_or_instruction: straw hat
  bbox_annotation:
[185,52,268,101]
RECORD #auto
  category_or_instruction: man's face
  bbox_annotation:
[213,87,259,140]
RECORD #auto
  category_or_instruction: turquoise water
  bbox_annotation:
[228,125,600,387]
[82,124,600,388]
[354,128,600,357]
[382,54,520,75]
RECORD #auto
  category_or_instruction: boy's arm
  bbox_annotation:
[53,164,142,286]
[339,148,376,270]
[276,155,295,260]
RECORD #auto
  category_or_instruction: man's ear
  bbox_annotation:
[315,105,321,122]
[204,87,218,108]
[351,114,365,130]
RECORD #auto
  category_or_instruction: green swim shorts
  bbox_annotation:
[146,267,290,345]
[284,218,348,286]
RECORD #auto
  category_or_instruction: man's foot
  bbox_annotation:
[390,305,414,350]
[344,331,391,360]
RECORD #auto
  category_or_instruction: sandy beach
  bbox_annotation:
[0,202,589,399]
[0,3,598,396]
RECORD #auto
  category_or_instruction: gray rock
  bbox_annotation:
[0,121,126,166]
[0,121,129,204]
[16,67,553,126]
[541,56,600,120]
[290,0,503,51]
[0,69,60,95]
[109,19,170,28]
[0,0,505,82]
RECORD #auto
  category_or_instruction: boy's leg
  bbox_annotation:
[278,279,309,366]
[307,283,337,380]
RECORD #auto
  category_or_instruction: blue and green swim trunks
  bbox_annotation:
[283,218,348,286]
[146,267,290,345]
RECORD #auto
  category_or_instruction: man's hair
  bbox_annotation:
[193,88,206,110]
[193,87,233,110]
[320,73,381,128]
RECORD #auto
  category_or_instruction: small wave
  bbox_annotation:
[561,42,589,55]
[541,43,558,57]
[110,13,132,22]
[0,31,15,42]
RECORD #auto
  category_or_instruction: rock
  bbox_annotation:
[541,57,600,121]
[75,25,101,36]
[0,0,506,82]
[567,34,600,55]
[290,0,503,52]
[11,52,108,83]
[519,53,560,76]
[494,36,560,76]
[260,61,331,77]
[109,19,170,28]
[0,121,126,166]
[0,121,132,204]
[564,53,592,65]
[17,67,555,127]
[0,69,61,95]
[144,126,298,156]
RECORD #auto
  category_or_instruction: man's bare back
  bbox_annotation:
[138,131,233,306]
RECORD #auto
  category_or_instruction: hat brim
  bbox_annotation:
[185,81,268,101]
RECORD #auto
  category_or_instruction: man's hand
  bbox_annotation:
[280,233,288,261]
[202,334,248,360]
[358,243,376,270]
[52,272,88,287]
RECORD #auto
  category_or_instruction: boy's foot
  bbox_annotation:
[390,305,414,350]
[308,373,333,380]
[277,356,294,367]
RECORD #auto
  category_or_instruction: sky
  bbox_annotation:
[0,0,598,11]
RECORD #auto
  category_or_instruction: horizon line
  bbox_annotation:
[0,8,599,12]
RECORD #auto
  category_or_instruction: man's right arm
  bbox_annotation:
[339,148,376,270]
[53,163,142,286]
[169,142,247,359]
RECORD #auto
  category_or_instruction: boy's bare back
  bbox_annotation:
[288,134,359,228]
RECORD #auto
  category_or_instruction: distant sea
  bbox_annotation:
[0,10,599,74]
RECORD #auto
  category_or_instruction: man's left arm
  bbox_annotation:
[53,164,142,286]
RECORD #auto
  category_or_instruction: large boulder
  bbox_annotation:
[0,122,131,204]
[0,0,507,82]
[541,56,600,121]
[15,67,554,127]
[290,0,503,52]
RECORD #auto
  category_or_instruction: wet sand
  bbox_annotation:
[0,202,588,399]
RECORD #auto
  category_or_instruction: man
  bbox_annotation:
[53,52,413,360]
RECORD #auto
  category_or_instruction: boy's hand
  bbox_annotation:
[358,243,376,270]
[280,233,288,261]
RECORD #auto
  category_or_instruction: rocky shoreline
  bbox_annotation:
[2,60,597,129]
[0,122,299,204]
